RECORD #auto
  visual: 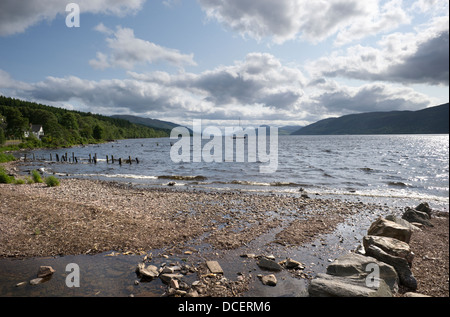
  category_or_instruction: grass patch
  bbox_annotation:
[31,170,43,183]
[0,152,16,163]
[0,168,14,184]
[14,178,26,185]
[45,175,60,187]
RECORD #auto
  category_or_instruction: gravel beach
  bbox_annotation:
[0,162,448,297]
[0,177,359,258]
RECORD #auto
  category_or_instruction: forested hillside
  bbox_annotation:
[0,96,168,148]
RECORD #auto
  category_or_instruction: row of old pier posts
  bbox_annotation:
[23,152,139,166]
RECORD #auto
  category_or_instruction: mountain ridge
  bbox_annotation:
[292,103,449,135]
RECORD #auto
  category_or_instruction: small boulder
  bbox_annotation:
[261,274,277,287]
[284,258,305,270]
[402,207,433,227]
[160,273,184,284]
[136,263,159,280]
[363,235,414,266]
[257,257,283,272]
[367,217,412,243]
[415,202,432,217]
[365,245,417,291]
[162,266,181,274]
[37,266,55,278]
[385,215,421,232]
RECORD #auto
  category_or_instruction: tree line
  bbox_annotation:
[0,95,169,148]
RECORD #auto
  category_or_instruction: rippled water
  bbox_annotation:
[4,134,449,297]
[18,134,449,211]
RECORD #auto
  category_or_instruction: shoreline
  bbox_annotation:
[1,161,448,297]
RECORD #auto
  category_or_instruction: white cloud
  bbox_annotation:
[410,0,449,14]
[0,0,146,36]
[89,25,197,70]
[0,52,434,125]
[129,53,306,110]
[333,0,411,46]
[198,0,411,45]
[309,16,449,85]
[307,80,432,116]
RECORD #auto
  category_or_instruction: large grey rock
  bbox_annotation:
[367,217,412,243]
[402,207,433,227]
[326,253,398,293]
[363,235,414,265]
[365,245,417,291]
[308,273,392,297]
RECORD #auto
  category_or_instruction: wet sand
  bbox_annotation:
[0,163,448,297]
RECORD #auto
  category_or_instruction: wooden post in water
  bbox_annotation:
[136,157,139,164]
[89,154,92,163]
[119,158,122,166]
[106,155,109,164]
[111,155,114,164]
[56,154,59,162]
[24,154,27,162]
[50,153,52,161]
[129,156,132,165]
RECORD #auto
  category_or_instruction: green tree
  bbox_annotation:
[4,107,28,138]
[0,128,5,145]
[93,124,104,140]
[60,112,79,130]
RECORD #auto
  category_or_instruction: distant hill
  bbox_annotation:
[292,103,449,135]
[111,115,181,132]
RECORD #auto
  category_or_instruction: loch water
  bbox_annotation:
[18,134,449,211]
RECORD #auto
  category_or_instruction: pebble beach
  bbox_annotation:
[0,162,448,297]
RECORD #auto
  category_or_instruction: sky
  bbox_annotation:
[0,0,448,128]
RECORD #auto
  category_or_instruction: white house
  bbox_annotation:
[24,124,44,139]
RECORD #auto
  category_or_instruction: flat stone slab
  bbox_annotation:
[309,273,392,297]
[206,261,223,274]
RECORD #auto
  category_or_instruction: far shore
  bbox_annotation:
[1,161,448,297]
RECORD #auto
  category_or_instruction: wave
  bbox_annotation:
[227,180,309,187]
[61,172,158,180]
[387,181,413,188]
[158,175,208,181]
